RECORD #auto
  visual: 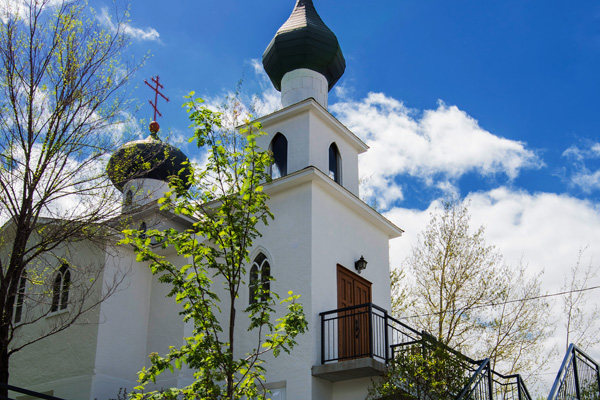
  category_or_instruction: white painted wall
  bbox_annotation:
[9,241,105,399]
[281,69,329,109]
[230,168,397,400]
[10,93,400,400]
[256,100,366,198]
[332,377,376,400]
[123,179,171,212]
[91,244,153,399]
[91,216,191,400]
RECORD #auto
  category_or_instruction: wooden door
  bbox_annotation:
[337,265,372,360]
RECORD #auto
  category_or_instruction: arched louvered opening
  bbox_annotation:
[249,253,271,304]
[51,264,70,312]
[270,133,288,179]
[329,143,342,184]
[14,270,27,323]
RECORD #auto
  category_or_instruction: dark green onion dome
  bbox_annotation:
[262,0,345,92]
[107,135,192,192]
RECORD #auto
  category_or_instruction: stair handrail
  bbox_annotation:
[0,382,65,400]
[547,343,600,400]
[548,343,577,400]
[455,358,491,400]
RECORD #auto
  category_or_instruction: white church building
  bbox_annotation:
[10,1,408,399]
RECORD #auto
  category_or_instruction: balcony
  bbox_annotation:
[312,303,534,400]
[312,302,421,382]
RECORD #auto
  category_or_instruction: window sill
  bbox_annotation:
[46,308,70,318]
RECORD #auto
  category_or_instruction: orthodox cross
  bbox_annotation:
[144,75,170,121]
[144,76,169,137]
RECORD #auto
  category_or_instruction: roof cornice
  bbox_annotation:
[264,166,403,238]
[253,98,369,153]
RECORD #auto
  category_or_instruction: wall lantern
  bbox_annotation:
[355,256,368,274]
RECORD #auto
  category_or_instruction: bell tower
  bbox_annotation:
[241,2,404,399]
[263,0,345,109]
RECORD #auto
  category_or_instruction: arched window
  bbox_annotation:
[124,190,133,207]
[249,253,271,304]
[269,133,288,179]
[51,264,70,312]
[329,143,342,184]
[14,270,27,323]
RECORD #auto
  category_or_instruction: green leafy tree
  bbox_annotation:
[392,200,552,381]
[122,94,307,400]
[400,200,503,349]
[0,0,140,393]
[368,335,470,400]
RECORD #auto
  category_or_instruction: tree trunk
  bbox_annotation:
[0,345,10,399]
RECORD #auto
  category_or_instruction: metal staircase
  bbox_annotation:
[318,303,600,400]
[455,359,532,400]
[547,344,600,400]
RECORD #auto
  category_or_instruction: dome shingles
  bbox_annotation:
[107,136,192,192]
[263,0,345,92]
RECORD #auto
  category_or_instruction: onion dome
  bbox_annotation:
[262,0,345,92]
[107,121,192,192]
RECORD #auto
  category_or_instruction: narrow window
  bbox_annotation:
[51,264,70,312]
[14,270,27,324]
[329,143,342,184]
[270,133,288,179]
[249,253,271,304]
[125,190,133,207]
[140,222,147,239]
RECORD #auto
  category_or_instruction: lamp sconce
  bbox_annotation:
[355,256,368,274]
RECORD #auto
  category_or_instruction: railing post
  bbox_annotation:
[573,351,582,400]
[517,376,523,400]
[596,362,600,399]
[384,308,389,363]
[487,363,494,400]
[368,303,374,359]
[320,313,325,365]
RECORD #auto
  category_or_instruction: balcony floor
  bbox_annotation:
[311,358,387,382]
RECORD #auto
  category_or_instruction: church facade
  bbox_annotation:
[9,1,404,399]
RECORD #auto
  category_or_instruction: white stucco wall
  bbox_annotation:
[232,178,314,400]
[332,377,377,400]
[123,179,171,212]
[9,97,399,400]
[91,214,192,400]
[91,244,152,399]
[281,69,329,109]
[10,241,106,399]
[256,100,366,198]
[230,168,398,400]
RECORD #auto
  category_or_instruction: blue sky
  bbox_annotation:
[120,0,600,206]
[102,0,600,385]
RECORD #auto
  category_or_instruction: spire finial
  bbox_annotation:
[262,0,345,92]
[144,75,170,139]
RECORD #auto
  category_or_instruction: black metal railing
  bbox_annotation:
[456,359,532,400]
[0,383,64,400]
[548,343,600,400]
[319,303,532,400]
[319,302,421,364]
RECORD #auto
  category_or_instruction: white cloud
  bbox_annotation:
[331,93,542,209]
[571,170,600,193]
[247,59,281,116]
[201,59,280,121]
[0,0,62,23]
[387,188,600,292]
[385,188,600,381]
[98,7,160,42]
[562,141,600,193]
